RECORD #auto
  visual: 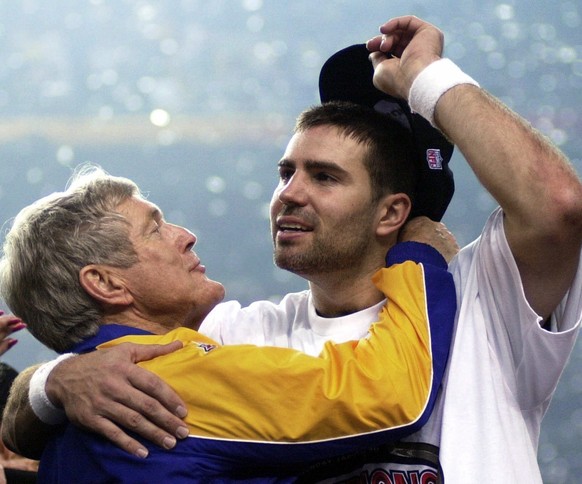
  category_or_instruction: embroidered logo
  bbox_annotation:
[426,149,444,170]
[196,342,217,353]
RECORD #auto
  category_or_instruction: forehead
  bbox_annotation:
[115,197,160,228]
[284,125,369,171]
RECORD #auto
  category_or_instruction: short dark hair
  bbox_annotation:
[295,101,418,203]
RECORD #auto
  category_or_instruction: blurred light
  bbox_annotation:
[157,129,178,145]
[543,457,570,484]
[142,23,162,40]
[137,76,157,94]
[558,46,577,63]
[64,13,83,30]
[271,40,288,57]
[150,108,171,127]
[507,60,526,79]
[236,156,256,175]
[0,90,8,108]
[86,74,102,91]
[530,23,557,41]
[260,201,270,220]
[56,145,74,165]
[167,209,187,227]
[243,0,263,12]
[446,42,467,61]
[243,78,260,96]
[98,105,114,120]
[160,38,179,56]
[487,52,506,70]
[41,81,69,98]
[467,22,485,39]
[161,167,182,186]
[549,129,567,146]
[7,53,24,70]
[562,11,580,28]
[495,4,514,21]
[209,198,227,217]
[247,14,264,33]
[539,74,558,92]
[26,167,43,185]
[101,69,119,86]
[301,49,321,68]
[501,22,522,40]
[137,5,157,22]
[125,94,144,112]
[242,181,263,200]
[477,35,497,53]
[206,176,226,194]
[254,42,275,63]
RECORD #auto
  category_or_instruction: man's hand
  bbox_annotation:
[399,216,459,264]
[366,16,444,100]
[46,342,189,458]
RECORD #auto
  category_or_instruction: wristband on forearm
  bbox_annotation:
[408,58,480,127]
[29,353,77,425]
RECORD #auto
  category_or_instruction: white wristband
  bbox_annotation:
[29,353,77,425]
[408,58,480,127]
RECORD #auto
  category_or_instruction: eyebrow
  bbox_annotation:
[278,158,350,176]
[139,204,163,234]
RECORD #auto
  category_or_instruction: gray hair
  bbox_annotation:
[0,165,141,352]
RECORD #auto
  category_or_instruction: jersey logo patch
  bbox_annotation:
[195,342,217,353]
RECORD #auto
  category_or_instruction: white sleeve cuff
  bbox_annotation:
[29,353,77,425]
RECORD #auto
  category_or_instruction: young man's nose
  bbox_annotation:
[277,175,308,206]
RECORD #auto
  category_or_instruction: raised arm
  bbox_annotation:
[367,15,582,319]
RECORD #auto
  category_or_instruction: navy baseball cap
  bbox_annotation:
[319,44,454,222]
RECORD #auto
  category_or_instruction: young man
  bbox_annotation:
[4,14,582,483]
[0,167,457,482]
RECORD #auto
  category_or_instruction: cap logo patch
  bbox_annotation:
[426,149,444,170]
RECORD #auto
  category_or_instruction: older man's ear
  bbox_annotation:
[79,265,133,307]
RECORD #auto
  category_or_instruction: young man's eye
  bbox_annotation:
[279,167,293,182]
[315,172,335,182]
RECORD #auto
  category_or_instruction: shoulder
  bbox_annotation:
[199,291,311,345]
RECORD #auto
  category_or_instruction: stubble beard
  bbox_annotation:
[273,212,376,276]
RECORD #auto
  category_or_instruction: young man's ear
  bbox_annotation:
[79,265,132,307]
[375,193,412,239]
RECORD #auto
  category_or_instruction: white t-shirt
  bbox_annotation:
[200,208,582,483]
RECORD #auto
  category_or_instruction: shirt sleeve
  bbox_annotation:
[470,208,582,407]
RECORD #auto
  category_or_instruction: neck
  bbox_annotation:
[101,311,199,335]
[307,266,385,317]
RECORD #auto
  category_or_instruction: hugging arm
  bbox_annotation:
[56,241,456,477]
[2,219,458,461]
[2,342,188,459]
